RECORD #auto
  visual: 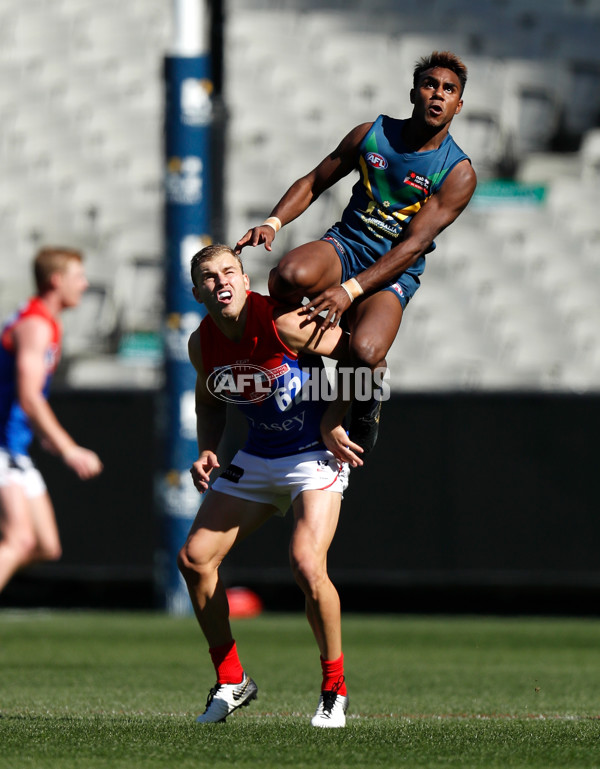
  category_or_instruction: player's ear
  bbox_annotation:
[192,286,203,304]
[454,98,463,115]
[48,271,63,291]
[243,273,250,291]
[409,88,415,104]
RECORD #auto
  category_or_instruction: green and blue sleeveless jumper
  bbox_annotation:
[322,114,470,307]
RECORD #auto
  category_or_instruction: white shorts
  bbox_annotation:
[211,449,350,514]
[0,448,47,499]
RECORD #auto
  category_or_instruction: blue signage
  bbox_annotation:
[159,54,211,613]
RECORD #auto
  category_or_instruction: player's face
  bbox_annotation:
[56,260,89,309]
[411,67,463,128]
[193,253,249,320]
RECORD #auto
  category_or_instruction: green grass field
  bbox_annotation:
[1,611,599,769]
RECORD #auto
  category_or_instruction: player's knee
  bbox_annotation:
[272,254,316,292]
[267,266,285,297]
[276,254,300,284]
[350,334,386,370]
[38,541,62,562]
[177,545,195,581]
[290,550,327,598]
[7,531,38,564]
[269,268,306,305]
[177,542,217,584]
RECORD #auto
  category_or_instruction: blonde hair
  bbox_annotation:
[34,247,83,293]
[190,244,244,287]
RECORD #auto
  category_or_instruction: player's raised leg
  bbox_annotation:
[268,241,343,304]
[346,291,403,452]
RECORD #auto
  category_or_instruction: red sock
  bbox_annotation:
[209,640,244,684]
[320,653,347,696]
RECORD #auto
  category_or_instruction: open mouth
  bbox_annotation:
[217,289,232,302]
[428,104,443,117]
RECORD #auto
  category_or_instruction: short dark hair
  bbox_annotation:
[190,244,244,287]
[413,51,468,96]
[34,247,83,293]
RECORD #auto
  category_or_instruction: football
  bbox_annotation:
[226,586,264,618]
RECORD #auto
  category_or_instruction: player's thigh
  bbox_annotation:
[291,489,342,566]
[184,489,277,565]
[28,492,60,555]
[274,241,342,295]
[347,290,404,366]
[0,483,35,543]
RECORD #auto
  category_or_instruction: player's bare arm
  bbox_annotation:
[273,305,347,358]
[189,328,227,493]
[234,123,372,255]
[305,159,477,327]
[14,317,102,480]
[355,160,477,292]
[274,308,364,466]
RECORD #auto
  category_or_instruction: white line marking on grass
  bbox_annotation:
[247,712,600,722]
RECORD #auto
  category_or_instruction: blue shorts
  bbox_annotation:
[321,229,422,310]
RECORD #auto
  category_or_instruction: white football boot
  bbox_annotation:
[310,686,349,728]
[196,673,258,723]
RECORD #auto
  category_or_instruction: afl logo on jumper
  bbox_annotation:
[365,152,388,170]
[207,363,277,403]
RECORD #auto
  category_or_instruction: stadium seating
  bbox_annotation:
[0,0,599,392]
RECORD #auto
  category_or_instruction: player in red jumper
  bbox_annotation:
[178,244,364,727]
[0,247,103,593]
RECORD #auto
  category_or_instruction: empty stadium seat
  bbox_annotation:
[1,0,599,393]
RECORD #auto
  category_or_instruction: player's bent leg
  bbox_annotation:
[346,292,403,453]
[179,491,274,723]
[347,363,386,454]
[269,241,342,303]
[178,490,275,646]
[0,484,39,591]
[28,492,62,563]
[347,290,403,370]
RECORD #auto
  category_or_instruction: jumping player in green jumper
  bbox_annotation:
[236,51,477,449]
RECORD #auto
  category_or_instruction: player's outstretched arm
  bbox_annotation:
[275,306,364,466]
[234,122,372,255]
